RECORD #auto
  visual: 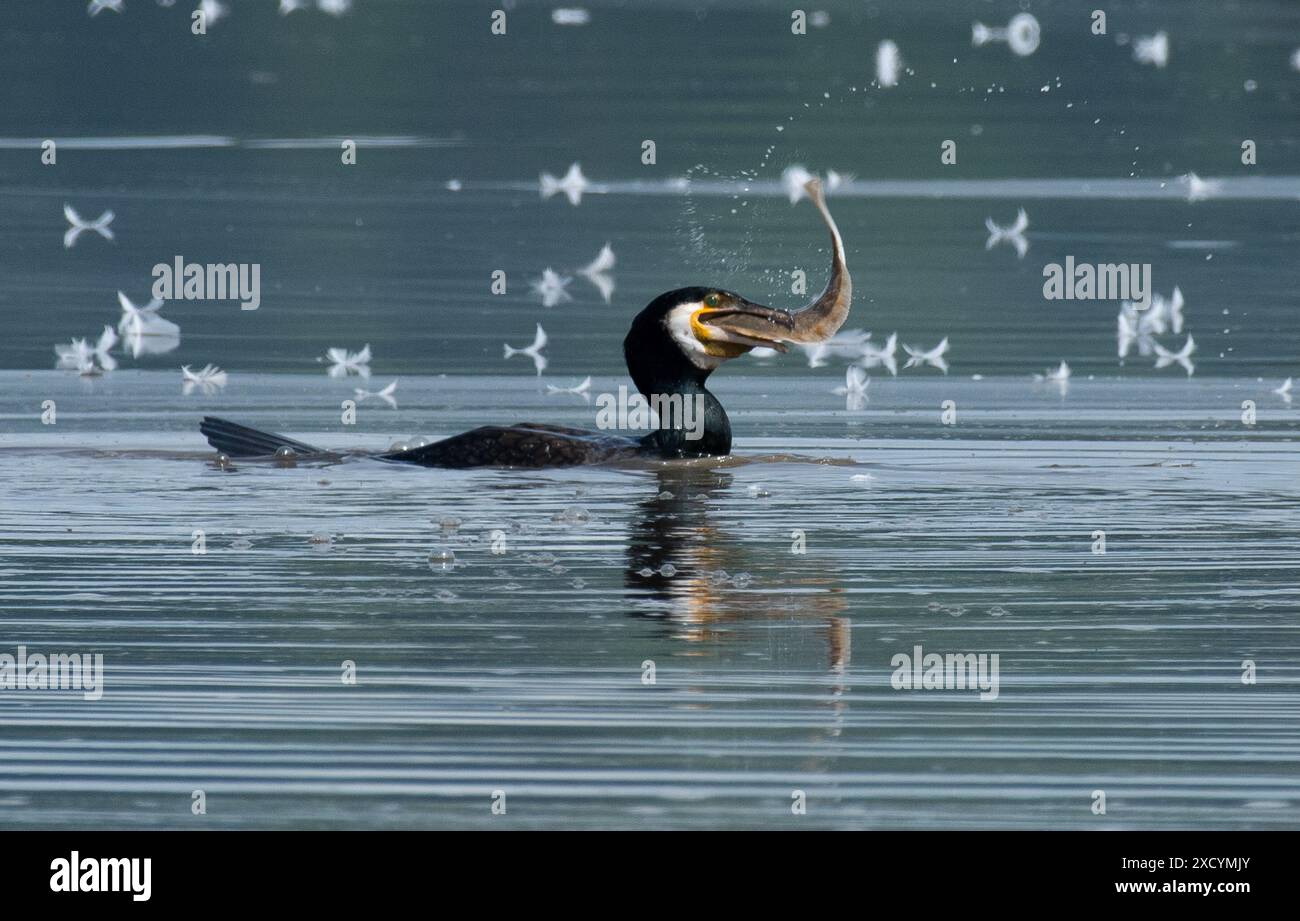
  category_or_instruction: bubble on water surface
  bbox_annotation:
[555,505,591,524]
[428,547,457,572]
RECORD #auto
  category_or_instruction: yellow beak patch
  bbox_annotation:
[690,307,755,358]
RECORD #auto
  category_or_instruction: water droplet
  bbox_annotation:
[438,516,462,531]
[388,441,409,453]
[659,563,677,578]
[309,532,333,547]
[274,446,297,467]
[747,484,769,498]
[212,453,233,470]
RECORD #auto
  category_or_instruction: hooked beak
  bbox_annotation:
[693,298,795,355]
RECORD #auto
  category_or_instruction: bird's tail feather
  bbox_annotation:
[199,416,321,457]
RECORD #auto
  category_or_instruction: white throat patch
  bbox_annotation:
[665,302,725,371]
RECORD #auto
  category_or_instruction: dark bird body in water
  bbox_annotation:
[199,179,852,469]
[198,285,785,468]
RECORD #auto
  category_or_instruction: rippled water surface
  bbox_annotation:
[1,0,1299,829]
[2,373,1298,829]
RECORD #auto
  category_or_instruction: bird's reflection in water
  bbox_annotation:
[625,465,852,724]
[625,465,853,765]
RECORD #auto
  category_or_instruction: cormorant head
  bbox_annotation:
[623,287,794,394]
[619,177,853,460]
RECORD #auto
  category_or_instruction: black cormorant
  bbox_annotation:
[199,178,851,469]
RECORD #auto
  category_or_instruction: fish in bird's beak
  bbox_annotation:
[696,176,852,349]
[690,293,795,356]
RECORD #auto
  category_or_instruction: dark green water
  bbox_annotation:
[1,0,1297,375]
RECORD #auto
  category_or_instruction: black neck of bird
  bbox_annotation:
[626,366,732,458]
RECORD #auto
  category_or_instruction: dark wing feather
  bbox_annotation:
[382,425,640,468]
